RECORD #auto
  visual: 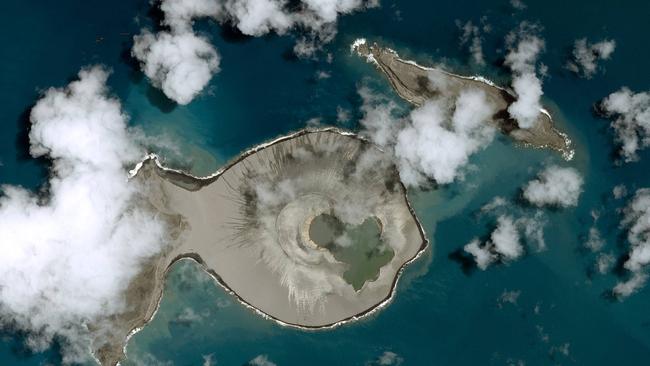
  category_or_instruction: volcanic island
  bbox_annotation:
[92,40,577,366]
[93,129,428,365]
[351,39,574,160]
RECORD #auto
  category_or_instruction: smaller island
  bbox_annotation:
[352,39,573,160]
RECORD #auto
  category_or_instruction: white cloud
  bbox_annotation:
[464,239,496,270]
[584,208,605,253]
[367,351,403,366]
[394,89,496,185]
[491,215,524,259]
[504,24,545,129]
[132,30,220,105]
[161,0,222,31]
[549,343,571,358]
[498,289,521,307]
[215,0,380,54]
[464,215,525,270]
[315,70,331,79]
[457,20,484,66]
[613,184,628,199]
[358,86,404,148]
[249,354,277,366]
[522,165,583,208]
[203,353,216,366]
[584,227,605,252]
[507,72,543,128]
[176,307,203,323]
[336,105,350,123]
[613,272,648,298]
[566,38,616,79]
[133,0,377,103]
[221,0,294,36]
[464,200,548,270]
[516,211,547,251]
[510,0,526,10]
[620,189,650,271]
[128,351,174,366]
[0,67,169,363]
[599,87,650,162]
[481,196,508,212]
[614,188,650,298]
[596,252,615,274]
[507,359,526,366]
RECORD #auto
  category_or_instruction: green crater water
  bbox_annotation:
[309,213,394,291]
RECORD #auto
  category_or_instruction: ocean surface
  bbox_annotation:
[1,0,650,365]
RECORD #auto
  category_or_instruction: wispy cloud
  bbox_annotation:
[566,38,616,78]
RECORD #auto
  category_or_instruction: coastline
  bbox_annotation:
[112,127,430,365]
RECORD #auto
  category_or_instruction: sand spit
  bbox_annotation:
[352,39,574,160]
[95,128,428,366]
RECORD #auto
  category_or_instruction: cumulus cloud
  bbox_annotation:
[497,289,521,307]
[336,105,350,123]
[359,86,497,186]
[522,165,583,207]
[133,0,378,103]
[596,252,615,274]
[212,0,380,50]
[491,215,524,259]
[613,184,628,199]
[481,196,508,212]
[160,0,222,31]
[132,30,220,105]
[599,88,650,162]
[203,353,217,366]
[456,20,484,65]
[0,67,169,362]
[248,354,277,366]
[619,190,650,265]
[358,86,404,147]
[504,24,546,128]
[613,188,650,297]
[132,0,222,105]
[584,226,605,252]
[463,238,496,270]
[613,272,648,298]
[175,307,204,324]
[566,38,616,79]
[464,198,548,270]
[464,215,524,269]
[510,0,526,10]
[516,211,547,251]
[394,89,496,185]
[367,351,404,366]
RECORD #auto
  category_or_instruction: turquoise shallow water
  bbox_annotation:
[1,0,650,365]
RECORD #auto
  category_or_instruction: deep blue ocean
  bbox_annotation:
[1,0,650,365]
